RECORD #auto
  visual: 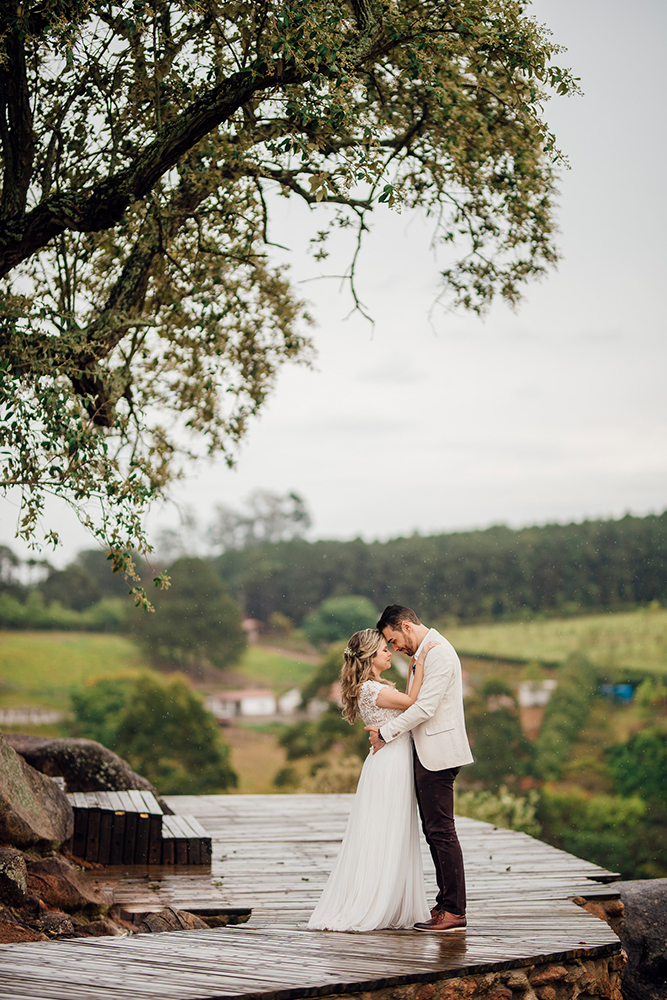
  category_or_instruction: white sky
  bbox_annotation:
[2,0,666,563]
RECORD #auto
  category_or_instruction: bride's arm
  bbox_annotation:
[375,642,436,710]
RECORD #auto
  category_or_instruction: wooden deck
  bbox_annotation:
[0,794,621,1000]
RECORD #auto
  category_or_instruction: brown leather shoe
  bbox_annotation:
[414,911,467,932]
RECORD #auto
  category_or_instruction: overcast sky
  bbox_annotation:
[2,0,666,563]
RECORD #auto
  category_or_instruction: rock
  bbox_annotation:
[4,735,169,811]
[0,847,28,906]
[73,918,125,937]
[26,855,113,916]
[615,879,667,1000]
[38,910,74,937]
[136,907,209,933]
[0,732,73,849]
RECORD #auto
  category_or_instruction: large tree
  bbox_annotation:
[0,0,578,597]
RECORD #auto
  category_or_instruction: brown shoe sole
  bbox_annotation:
[414,923,467,933]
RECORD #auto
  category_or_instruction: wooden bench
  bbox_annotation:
[68,791,212,866]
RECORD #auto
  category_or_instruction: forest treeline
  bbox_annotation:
[215,511,667,624]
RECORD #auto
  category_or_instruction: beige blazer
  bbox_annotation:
[379,628,474,771]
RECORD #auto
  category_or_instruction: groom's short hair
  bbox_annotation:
[377,605,421,632]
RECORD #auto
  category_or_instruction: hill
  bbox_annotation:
[445,606,667,677]
[0,631,317,713]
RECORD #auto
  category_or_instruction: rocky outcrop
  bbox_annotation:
[0,732,73,849]
[574,880,667,1000]
[5,735,161,799]
[136,906,209,933]
[26,855,113,916]
[615,880,667,1000]
[0,848,28,907]
[322,953,625,1000]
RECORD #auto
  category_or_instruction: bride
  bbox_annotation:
[308,628,435,932]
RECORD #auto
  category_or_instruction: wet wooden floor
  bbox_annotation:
[0,794,621,1000]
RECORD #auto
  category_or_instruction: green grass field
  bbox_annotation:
[445,606,667,676]
[0,631,318,711]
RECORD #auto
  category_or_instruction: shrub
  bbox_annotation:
[538,786,646,875]
[605,726,667,803]
[300,757,363,794]
[71,671,237,794]
[455,785,541,837]
[302,595,378,647]
[534,652,597,780]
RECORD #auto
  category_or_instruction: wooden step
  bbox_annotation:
[68,791,211,866]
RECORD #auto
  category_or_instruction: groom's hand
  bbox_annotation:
[364,726,384,753]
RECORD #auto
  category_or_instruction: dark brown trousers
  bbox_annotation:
[413,753,466,915]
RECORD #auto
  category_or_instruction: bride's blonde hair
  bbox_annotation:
[340,628,393,723]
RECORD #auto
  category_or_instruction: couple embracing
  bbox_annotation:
[308,604,473,934]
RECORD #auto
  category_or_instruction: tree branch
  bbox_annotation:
[0,24,35,219]
[0,60,295,277]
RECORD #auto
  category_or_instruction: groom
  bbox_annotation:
[366,604,473,932]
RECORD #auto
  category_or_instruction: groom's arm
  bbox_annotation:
[375,643,456,743]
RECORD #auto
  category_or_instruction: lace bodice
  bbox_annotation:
[357,680,404,728]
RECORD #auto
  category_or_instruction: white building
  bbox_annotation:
[518,679,557,707]
[205,689,277,720]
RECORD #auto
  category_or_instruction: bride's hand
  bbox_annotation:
[416,640,438,666]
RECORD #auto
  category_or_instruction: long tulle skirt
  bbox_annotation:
[308,735,429,931]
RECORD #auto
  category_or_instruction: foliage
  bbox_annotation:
[131,556,246,673]
[279,703,368,762]
[303,594,378,647]
[533,653,598,780]
[215,511,667,632]
[0,589,128,631]
[299,640,348,704]
[1,1,577,560]
[71,675,136,750]
[75,548,150,599]
[455,785,541,837]
[299,756,362,794]
[71,671,237,794]
[538,785,649,877]
[635,677,667,713]
[464,678,533,786]
[605,726,667,804]
[40,564,101,611]
[211,491,311,552]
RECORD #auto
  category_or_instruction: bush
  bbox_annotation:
[0,589,129,632]
[464,678,533,787]
[300,757,363,794]
[71,671,237,794]
[534,653,597,780]
[538,786,646,875]
[606,726,667,803]
[455,785,541,837]
[279,704,369,762]
[302,595,378,647]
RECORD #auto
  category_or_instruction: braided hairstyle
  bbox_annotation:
[340,628,394,723]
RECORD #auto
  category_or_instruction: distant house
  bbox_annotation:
[205,689,277,720]
[517,679,557,741]
[277,688,302,715]
[241,617,263,644]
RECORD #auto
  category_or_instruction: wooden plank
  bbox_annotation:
[134,811,150,864]
[0,794,622,1000]
[72,806,88,859]
[123,810,138,865]
[96,792,114,866]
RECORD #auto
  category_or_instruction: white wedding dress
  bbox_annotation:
[308,679,429,931]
